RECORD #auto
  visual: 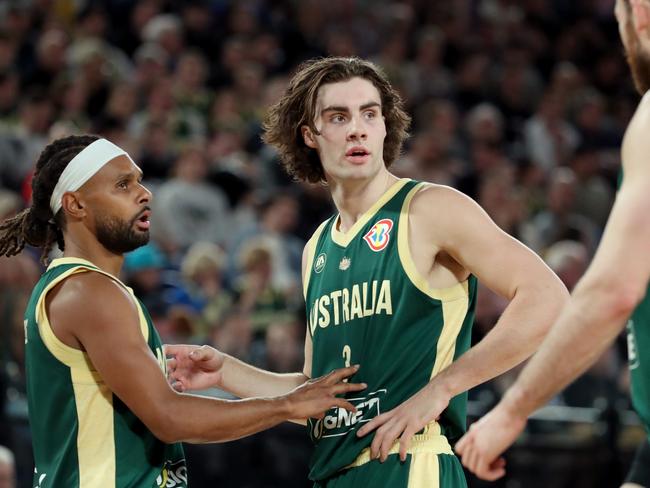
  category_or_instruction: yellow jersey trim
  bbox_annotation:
[330,178,410,247]
[396,182,470,437]
[303,220,330,300]
[36,260,150,371]
[72,369,116,487]
[397,183,469,302]
[346,434,452,470]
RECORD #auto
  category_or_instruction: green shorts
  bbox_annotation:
[313,435,466,488]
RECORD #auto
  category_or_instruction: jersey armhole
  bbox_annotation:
[302,219,331,301]
[35,266,150,377]
[396,182,469,302]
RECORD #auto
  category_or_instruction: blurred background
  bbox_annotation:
[0,0,642,487]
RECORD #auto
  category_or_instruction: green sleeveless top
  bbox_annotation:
[620,168,650,439]
[303,179,477,481]
[24,258,187,488]
[628,291,650,437]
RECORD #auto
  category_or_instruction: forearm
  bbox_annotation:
[501,282,632,417]
[221,354,308,398]
[435,282,567,397]
[161,392,292,444]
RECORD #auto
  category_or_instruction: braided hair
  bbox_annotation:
[0,134,99,263]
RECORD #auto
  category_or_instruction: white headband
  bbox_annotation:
[49,138,133,215]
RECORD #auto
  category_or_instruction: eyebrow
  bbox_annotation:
[115,169,143,181]
[320,101,381,115]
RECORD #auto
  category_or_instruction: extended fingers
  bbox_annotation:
[398,427,415,462]
[167,357,178,372]
[356,412,387,437]
[189,344,214,362]
[330,381,367,395]
[326,364,360,384]
[379,422,404,462]
[333,398,358,414]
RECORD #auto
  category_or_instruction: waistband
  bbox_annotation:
[345,433,453,469]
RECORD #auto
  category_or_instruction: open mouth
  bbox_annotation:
[135,209,151,231]
[345,147,370,163]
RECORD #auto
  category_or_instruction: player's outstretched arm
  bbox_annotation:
[50,272,365,444]
[456,93,650,481]
[165,343,309,397]
[167,235,323,420]
[356,185,569,462]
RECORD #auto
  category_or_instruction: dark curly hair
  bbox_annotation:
[262,57,411,183]
[0,134,100,263]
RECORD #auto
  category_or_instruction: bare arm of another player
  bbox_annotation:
[48,272,363,444]
[413,185,569,403]
[456,94,650,481]
[357,185,569,461]
[166,245,316,399]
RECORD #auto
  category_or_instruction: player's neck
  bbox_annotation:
[62,229,125,277]
[329,170,399,233]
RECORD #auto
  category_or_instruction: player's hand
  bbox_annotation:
[286,365,367,420]
[355,381,451,462]
[455,402,526,481]
[165,344,225,392]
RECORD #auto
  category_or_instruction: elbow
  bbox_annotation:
[152,424,183,445]
[577,279,644,325]
[532,279,570,336]
[144,401,187,444]
[606,286,643,322]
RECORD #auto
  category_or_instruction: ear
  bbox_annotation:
[301,125,318,149]
[61,192,86,220]
[631,0,650,33]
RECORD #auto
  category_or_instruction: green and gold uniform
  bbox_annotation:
[620,169,650,439]
[303,180,476,487]
[628,288,650,437]
[24,258,187,488]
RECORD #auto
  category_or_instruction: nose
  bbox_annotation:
[138,183,152,205]
[346,114,367,141]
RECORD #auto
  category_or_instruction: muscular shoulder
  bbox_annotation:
[410,184,481,231]
[47,271,138,332]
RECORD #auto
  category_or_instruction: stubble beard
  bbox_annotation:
[95,212,150,255]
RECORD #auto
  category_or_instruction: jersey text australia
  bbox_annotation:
[303,179,477,481]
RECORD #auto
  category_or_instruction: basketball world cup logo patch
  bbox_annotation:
[363,218,393,252]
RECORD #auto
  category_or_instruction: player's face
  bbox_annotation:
[303,77,387,183]
[616,0,650,94]
[81,155,152,254]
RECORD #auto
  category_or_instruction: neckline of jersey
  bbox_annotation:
[48,256,99,271]
[330,178,410,248]
[47,256,135,295]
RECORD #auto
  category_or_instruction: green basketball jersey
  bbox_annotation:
[628,292,650,437]
[24,258,187,488]
[303,179,477,481]
[617,170,650,438]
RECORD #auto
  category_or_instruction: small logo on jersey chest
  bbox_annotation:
[339,256,351,270]
[314,253,327,273]
[363,218,393,252]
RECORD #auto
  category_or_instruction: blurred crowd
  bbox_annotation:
[0,0,638,486]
